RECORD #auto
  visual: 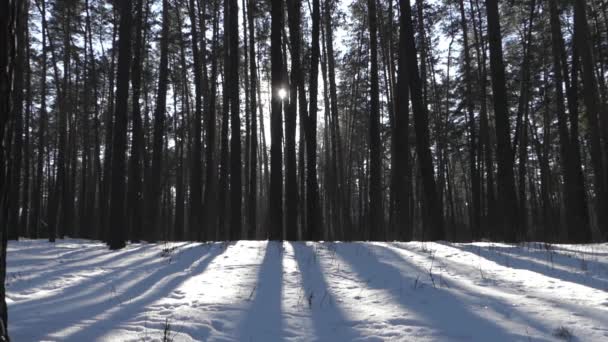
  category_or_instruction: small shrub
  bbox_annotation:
[160,245,177,258]
[308,291,314,308]
[580,258,588,272]
[162,318,173,342]
[553,326,574,341]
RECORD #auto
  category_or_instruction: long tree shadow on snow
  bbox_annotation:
[8,244,164,313]
[332,242,552,341]
[291,242,363,341]
[392,242,608,327]
[63,243,225,341]
[445,243,608,292]
[7,243,153,293]
[237,241,286,341]
[6,240,112,272]
[10,243,224,341]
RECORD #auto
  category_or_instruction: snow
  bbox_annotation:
[6,239,608,341]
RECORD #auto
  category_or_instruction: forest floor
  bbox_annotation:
[5,239,608,341]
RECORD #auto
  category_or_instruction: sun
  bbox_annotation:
[278,88,287,100]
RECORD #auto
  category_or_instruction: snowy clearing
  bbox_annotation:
[6,239,608,341]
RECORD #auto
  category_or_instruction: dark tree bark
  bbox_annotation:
[574,0,608,240]
[393,0,412,241]
[127,0,146,242]
[7,0,26,241]
[286,0,301,240]
[485,0,519,241]
[549,0,591,242]
[201,0,216,239]
[511,0,536,238]
[100,11,118,241]
[305,0,321,241]
[1,0,17,335]
[108,0,133,250]
[79,0,91,238]
[145,0,169,242]
[457,0,480,240]
[205,1,220,239]
[403,0,444,240]
[20,23,31,237]
[247,0,258,239]
[228,0,242,240]
[323,0,347,239]
[30,0,47,240]
[173,3,191,240]
[368,0,384,241]
[470,0,496,237]
[188,0,203,239]
[47,2,72,241]
[269,0,284,240]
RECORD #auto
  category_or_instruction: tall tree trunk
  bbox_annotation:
[188,0,203,239]
[403,0,444,240]
[470,0,496,237]
[285,0,301,240]
[511,0,536,238]
[323,0,345,239]
[0,0,18,335]
[549,0,591,242]
[48,3,72,241]
[30,0,47,240]
[368,0,383,241]
[80,1,92,238]
[485,0,519,241]
[307,0,321,240]
[108,0,133,250]
[392,0,412,242]
[574,0,608,239]
[20,24,31,237]
[269,0,284,240]
[7,0,27,240]
[228,0,242,240]
[457,0,480,240]
[145,0,169,242]
[127,0,145,242]
[247,0,258,239]
[203,0,219,240]
[100,11,118,241]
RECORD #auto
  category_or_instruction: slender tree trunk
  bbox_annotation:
[30,0,47,240]
[367,0,383,241]
[324,0,346,240]
[108,0,133,250]
[574,0,608,239]
[100,11,118,241]
[549,0,591,242]
[7,0,27,240]
[228,0,242,240]
[391,0,412,242]
[145,0,169,242]
[403,0,444,240]
[269,0,284,240]
[127,0,145,242]
[285,0,301,240]
[188,0,203,239]
[457,0,480,240]
[306,0,321,240]
[0,0,17,335]
[247,0,258,239]
[485,0,519,241]
[20,25,31,237]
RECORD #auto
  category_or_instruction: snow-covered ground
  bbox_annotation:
[6,239,608,341]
